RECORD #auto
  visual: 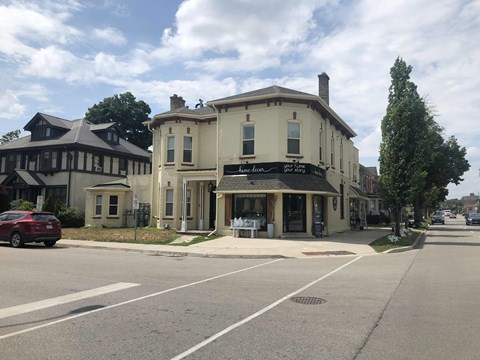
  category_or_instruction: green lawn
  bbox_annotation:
[61,227,221,246]
[369,227,424,252]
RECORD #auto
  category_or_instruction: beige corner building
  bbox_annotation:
[147,74,363,238]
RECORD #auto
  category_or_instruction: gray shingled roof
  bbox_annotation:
[2,170,45,186]
[0,116,151,159]
[216,173,339,194]
[24,113,72,131]
[90,123,117,131]
[154,105,216,117]
[208,85,314,103]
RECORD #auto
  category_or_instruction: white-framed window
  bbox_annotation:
[108,195,118,216]
[242,124,255,156]
[167,136,175,163]
[165,189,174,217]
[287,122,300,154]
[95,195,102,216]
[183,136,193,163]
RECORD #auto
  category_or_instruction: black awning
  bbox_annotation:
[349,185,369,200]
[216,173,339,195]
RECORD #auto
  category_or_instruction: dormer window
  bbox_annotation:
[107,131,119,144]
[32,119,53,140]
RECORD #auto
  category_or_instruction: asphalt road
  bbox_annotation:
[0,217,478,359]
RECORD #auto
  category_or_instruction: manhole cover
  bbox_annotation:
[290,296,327,305]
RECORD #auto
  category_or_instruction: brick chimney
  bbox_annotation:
[318,73,330,105]
[170,94,186,111]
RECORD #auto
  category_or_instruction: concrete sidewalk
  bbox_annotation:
[58,228,403,259]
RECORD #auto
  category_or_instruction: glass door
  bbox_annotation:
[283,194,306,232]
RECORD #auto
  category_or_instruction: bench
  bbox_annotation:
[230,219,261,238]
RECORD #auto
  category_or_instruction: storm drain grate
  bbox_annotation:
[302,250,356,256]
[290,296,327,305]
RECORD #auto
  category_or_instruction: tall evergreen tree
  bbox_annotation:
[379,58,427,235]
[85,92,152,150]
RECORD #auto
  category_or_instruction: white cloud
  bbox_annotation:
[92,27,127,46]
[23,46,79,80]
[0,89,25,119]
[0,1,82,58]
[155,0,332,70]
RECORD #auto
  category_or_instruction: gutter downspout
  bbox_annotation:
[207,104,220,237]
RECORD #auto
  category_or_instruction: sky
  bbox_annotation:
[0,0,479,200]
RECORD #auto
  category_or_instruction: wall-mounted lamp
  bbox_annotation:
[208,181,214,192]
[325,163,331,171]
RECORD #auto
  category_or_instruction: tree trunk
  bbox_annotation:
[413,196,423,223]
[392,208,401,237]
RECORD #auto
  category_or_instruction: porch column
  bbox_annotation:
[199,182,205,230]
[181,179,188,232]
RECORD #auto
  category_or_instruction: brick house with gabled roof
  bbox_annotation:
[0,112,151,214]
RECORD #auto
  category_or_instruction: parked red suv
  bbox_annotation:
[0,211,61,248]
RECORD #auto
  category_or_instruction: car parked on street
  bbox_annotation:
[0,210,61,248]
[431,213,445,225]
[465,213,480,226]
[449,213,457,218]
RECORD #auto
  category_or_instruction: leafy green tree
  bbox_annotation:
[0,129,21,144]
[379,58,428,235]
[417,133,469,217]
[85,92,152,150]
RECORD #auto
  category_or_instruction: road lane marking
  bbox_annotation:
[0,259,283,340]
[0,283,140,320]
[171,255,364,360]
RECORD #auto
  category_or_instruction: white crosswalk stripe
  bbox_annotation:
[0,282,140,320]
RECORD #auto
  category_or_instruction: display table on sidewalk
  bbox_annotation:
[230,219,261,238]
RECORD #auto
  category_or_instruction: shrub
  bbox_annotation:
[10,199,35,211]
[43,199,84,228]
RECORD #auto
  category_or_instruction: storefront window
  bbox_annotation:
[232,194,267,230]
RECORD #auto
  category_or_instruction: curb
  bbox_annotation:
[382,230,426,254]
[57,243,289,259]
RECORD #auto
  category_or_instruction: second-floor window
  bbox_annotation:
[242,124,255,156]
[287,122,300,155]
[119,158,127,173]
[93,154,103,172]
[167,136,175,163]
[40,151,57,171]
[5,154,16,172]
[183,136,192,163]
